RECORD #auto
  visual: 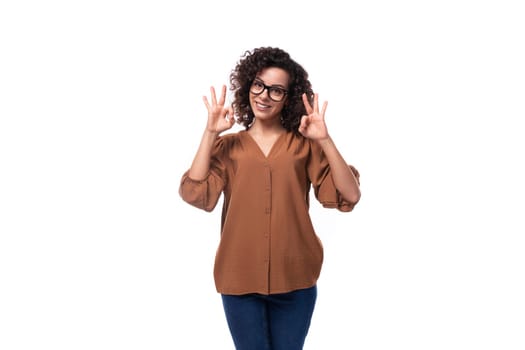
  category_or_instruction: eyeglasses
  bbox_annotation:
[250,79,288,102]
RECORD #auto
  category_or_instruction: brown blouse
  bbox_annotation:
[179,130,360,295]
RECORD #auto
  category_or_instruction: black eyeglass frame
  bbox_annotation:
[249,79,288,102]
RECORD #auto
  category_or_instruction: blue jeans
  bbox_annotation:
[221,285,317,350]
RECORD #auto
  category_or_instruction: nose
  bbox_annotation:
[260,87,272,100]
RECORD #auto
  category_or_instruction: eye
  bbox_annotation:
[253,81,264,88]
[270,87,285,97]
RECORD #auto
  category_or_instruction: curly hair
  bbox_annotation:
[229,47,314,132]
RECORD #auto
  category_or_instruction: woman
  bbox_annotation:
[179,46,360,350]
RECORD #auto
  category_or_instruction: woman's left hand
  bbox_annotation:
[298,93,329,141]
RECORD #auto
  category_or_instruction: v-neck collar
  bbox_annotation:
[242,130,288,160]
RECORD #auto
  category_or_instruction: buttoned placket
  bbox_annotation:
[262,161,272,293]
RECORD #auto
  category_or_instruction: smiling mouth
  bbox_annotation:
[255,101,271,109]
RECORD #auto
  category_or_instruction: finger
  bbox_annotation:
[218,85,227,106]
[202,96,211,110]
[298,123,305,135]
[210,86,217,105]
[302,94,313,114]
[226,106,234,126]
[313,93,319,114]
[321,101,328,117]
[298,115,309,134]
[228,109,236,127]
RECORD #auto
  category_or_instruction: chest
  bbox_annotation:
[249,133,283,158]
[226,135,310,180]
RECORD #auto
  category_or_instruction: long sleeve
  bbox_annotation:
[178,130,361,295]
[179,138,228,212]
[307,140,360,212]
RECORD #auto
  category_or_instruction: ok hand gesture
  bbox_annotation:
[203,85,235,134]
[298,93,329,141]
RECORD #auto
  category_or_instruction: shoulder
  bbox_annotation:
[288,132,318,152]
[286,131,307,144]
[217,130,244,145]
[219,130,243,142]
[213,130,244,152]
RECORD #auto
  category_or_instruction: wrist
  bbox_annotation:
[316,135,333,147]
[203,129,219,139]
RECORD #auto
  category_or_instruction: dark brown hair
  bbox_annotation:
[230,47,314,132]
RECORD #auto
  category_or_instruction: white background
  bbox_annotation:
[1,0,524,349]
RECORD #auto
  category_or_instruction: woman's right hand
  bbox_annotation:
[203,85,235,134]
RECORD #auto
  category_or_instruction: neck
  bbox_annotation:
[249,118,285,136]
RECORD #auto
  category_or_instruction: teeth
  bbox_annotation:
[257,102,270,108]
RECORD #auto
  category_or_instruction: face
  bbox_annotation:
[249,67,290,123]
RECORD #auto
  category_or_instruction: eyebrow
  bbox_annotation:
[254,77,287,89]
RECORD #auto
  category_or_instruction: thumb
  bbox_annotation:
[298,115,308,134]
[227,106,235,127]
